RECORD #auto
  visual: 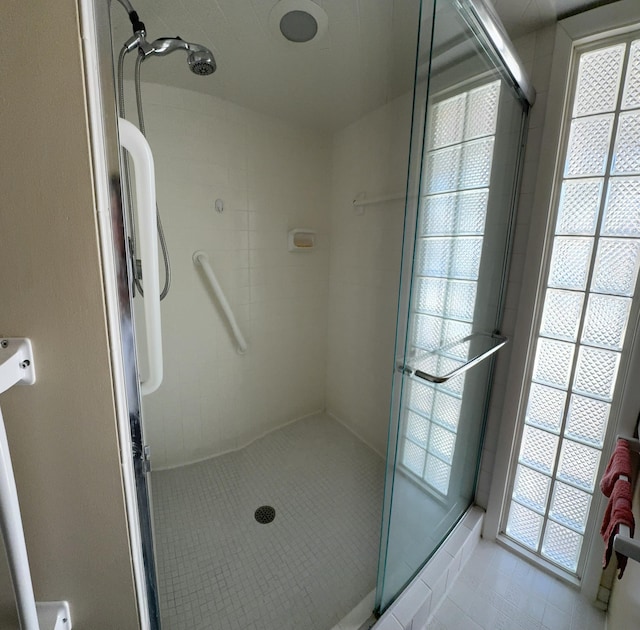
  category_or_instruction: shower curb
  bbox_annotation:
[373,506,484,630]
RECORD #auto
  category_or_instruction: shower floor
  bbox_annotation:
[151,413,385,630]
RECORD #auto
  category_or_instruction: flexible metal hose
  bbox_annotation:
[135,53,172,300]
[116,45,172,300]
[117,46,138,265]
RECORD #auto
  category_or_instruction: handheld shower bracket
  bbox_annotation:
[123,32,146,53]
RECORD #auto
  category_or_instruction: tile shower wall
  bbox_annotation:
[126,83,331,469]
[326,94,413,455]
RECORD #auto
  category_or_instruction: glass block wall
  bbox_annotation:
[399,81,500,495]
[505,38,640,573]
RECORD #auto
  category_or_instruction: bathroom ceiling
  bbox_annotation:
[493,0,619,36]
[110,0,620,131]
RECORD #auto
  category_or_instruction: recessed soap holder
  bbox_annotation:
[288,229,316,252]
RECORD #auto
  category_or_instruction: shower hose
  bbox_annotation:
[117,44,172,300]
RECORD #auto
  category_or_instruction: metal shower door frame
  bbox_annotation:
[78,0,161,628]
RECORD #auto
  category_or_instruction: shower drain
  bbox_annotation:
[254,505,276,524]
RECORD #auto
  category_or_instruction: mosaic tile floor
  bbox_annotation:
[151,413,385,630]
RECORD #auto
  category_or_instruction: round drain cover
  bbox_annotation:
[254,505,276,524]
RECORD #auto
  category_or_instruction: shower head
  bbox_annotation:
[187,48,216,76]
[143,37,216,76]
[117,2,216,75]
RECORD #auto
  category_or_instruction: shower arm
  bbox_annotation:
[113,0,214,62]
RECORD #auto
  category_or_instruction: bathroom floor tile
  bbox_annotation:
[152,413,384,630]
[425,539,606,630]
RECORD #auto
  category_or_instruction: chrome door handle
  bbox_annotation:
[400,332,508,384]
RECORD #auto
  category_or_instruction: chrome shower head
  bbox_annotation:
[144,37,216,76]
[187,48,216,76]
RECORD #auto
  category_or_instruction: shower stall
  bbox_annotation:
[81,0,534,627]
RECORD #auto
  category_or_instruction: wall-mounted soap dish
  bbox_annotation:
[288,229,316,252]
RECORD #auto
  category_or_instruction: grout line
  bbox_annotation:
[326,409,387,459]
[152,408,325,470]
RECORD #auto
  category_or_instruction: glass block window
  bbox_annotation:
[506,39,640,574]
[400,81,500,495]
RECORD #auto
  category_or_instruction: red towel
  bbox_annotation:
[600,439,632,497]
[601,478,635,579]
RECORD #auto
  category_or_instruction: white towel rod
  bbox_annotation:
[614,436,640,565]
[0,339,71,630]
[193,251,247,354]
[352,192,405,208]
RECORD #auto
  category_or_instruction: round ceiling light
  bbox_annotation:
[269,0,328,45]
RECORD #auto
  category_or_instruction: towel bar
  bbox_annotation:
[614,524,639,563]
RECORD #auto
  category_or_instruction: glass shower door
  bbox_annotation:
[376,0,531,612]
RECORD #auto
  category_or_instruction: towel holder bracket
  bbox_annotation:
[617,434,640,454]
[0,338,36,393]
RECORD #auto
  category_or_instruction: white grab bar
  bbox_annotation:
[0,405,39,630]
[0,338,71,630]
[118,118,163,396]
[193,251,247,354]
[0,339,39,630]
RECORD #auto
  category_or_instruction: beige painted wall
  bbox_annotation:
[0,0,139,627]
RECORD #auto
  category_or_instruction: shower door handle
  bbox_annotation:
[401,332,508,384]
[119,118,163,396]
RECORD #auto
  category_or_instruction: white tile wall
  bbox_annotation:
[374,506,484,630]
[331,590,376,630]
[126,27,546,478]
[475,25,558,509]
[125,82,331,468]
[375,506,605,630]
[325,29,555,471]
[326,93,413,455]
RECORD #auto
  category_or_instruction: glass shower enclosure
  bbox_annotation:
[81,0,535,625]
[376,0,533,612]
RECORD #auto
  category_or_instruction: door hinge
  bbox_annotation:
[142,444,151,473]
